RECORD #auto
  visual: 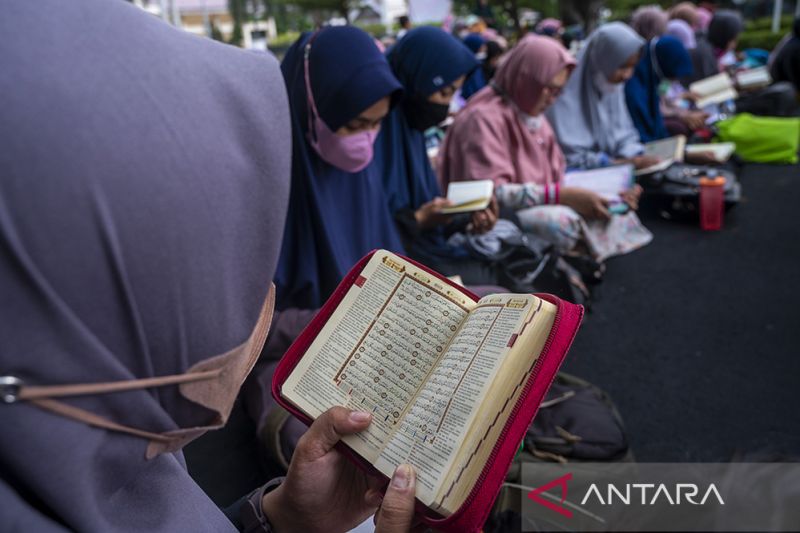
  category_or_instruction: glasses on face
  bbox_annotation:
[543,83,565,98]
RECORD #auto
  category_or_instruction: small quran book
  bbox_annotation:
[685,142,736,163]
[636,135,687,176]
[440,179,494,214]
[736,67,771,90]
[563,164,635,203]
[272,250,583,533]
[690,73,739,109]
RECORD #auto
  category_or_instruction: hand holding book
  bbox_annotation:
[559,187,611,221]
[272,250,583,532]
[414,197,454,230]
[260,406,419,533]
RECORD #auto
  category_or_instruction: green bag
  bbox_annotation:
[716,113,800,164]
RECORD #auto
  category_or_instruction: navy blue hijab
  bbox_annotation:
[461,33,488,99]
[625,36,693,142]
[275,26,404,310]
[375,26,477,264]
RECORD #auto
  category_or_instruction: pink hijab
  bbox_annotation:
[536,18,563,34]
[438,34,575,189]
[696,7,713,32]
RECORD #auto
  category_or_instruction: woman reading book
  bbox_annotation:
[254,25,510,477]
[2,3,418,531]
[681,10,743,86]
[662,19,713,137]
[459,33,488,101]
[275,26,405,310]
[625,35,694,143]
[374,27,503,286]
[439,34,652,262]
[546,23,660,172]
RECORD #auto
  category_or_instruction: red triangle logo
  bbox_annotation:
[527,472,573,518]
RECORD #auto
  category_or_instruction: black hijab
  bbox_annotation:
[707,10,744,51]
[770,18,800,93]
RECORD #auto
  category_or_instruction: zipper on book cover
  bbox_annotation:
[451,300,565,521]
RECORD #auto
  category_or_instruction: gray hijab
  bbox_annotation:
[0,0,290,531]
[547,22,645,169]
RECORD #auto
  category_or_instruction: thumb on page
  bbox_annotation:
[293,406,372,462]
[375,464,417,533]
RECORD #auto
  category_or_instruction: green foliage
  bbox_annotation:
[279,0,352,20]
[264,1,797,49]
[356,23,388,38]
[228,0,246,46]
[270,31,302,47]
[739,16,794,51]
[744,15,794,32]
[605,0,672,21]
[738,29,786,51]
[210,22,225,42]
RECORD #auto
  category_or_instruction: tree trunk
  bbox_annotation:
[559,0,603,33]
[511,0,521,36]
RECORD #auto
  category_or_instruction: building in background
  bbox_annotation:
[353,0,452,31]
[361,0,408,30]
[131,0,276,50]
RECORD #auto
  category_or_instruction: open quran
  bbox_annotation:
[636,135,687,176]
[272,250,583,532]
[690,73,738,109]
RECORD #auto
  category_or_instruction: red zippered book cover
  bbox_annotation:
[272,250,583,533]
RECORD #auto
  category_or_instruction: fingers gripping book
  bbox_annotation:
[272,250,583,532]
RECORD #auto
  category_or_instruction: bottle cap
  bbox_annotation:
[699,176,726,187]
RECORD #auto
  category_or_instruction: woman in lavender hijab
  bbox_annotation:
[0,0,416,531]
[546,23,659,171]
[663,19,712,137]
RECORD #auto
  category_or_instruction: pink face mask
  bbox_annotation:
[304,42,378,172]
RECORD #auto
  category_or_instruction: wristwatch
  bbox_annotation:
[241,477,285,533]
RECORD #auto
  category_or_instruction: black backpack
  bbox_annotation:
[487,373,633,532]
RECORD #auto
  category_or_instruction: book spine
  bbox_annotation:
[422,295,583,532]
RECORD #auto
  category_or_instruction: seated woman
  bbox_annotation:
[535,18,564,39]
[694,11,797,117]
[630,4,669,41]
[669,2,699,29]
[275,26,404,310]
[546,22,660,172]
[662,19,711,137]
[682,10,743,85]
[625,35,694,143]
[439,35,652,262]
[707,10,744,72]
[460,33,488,100]
[770,17,800,94]
[2,1,301,529]
[375,27,502,285]
[482,39,506,82]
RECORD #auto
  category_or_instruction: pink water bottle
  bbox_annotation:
[699,175,726,230]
